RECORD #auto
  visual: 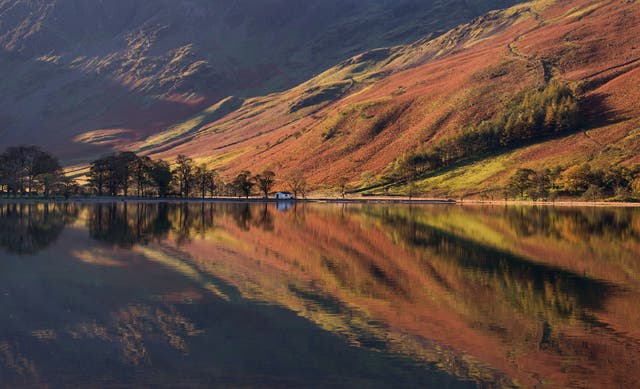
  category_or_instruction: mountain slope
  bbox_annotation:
[0,0,522,162]
[136,0,640,196]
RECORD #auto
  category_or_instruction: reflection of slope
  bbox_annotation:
[158,203,640,388]
[68,202,640,387]
[134,245,230,301]
[0,341,39,382]
[152,216,514,387]
[72,248,127,267]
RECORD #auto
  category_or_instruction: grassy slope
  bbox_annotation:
[139,0,640,196]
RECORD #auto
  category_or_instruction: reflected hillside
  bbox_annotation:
[1,202,471,388]
[115,202,640,388]
[0,203,78,254]
[3,202,640,387]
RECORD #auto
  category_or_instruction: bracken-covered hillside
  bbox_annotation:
[0,0,520,162]
[133,0,640,197]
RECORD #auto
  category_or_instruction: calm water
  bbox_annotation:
[0,202,639,388]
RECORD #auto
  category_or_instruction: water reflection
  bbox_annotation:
[88,202,172,247]
[0,203,78,254]
[1,202,640,387]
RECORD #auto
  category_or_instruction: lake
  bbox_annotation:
[0,201,639,388]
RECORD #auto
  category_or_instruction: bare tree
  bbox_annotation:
[287,170,307,198]
[254,170,276,199]
[173,155,194,198]
[194,164,211,199]
[208,170,222,198]
[338,177,349,198]
[233,171,254,198]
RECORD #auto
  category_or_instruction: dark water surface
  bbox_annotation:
[1,202,639,388]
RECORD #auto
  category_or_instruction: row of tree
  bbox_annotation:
[88,152,308,199]
[505,163,640,201]
[0,146,77,197]
[0,145,310,199]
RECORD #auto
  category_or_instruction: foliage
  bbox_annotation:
[173,154,194,198]
[561,163,593,194]
[582,184,604,202]
[0,145,69,197]
[390,80,583,184]
[232,171,254,198]
[503,163,640,201]
[149,160,173,198]
[87,152,226,199]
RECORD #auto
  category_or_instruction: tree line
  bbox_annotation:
[0,146,308,199]
[87,152,307,199]
[504,163,640,201]
[0,145,77,197]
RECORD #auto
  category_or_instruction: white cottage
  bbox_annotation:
[274,191,294,200]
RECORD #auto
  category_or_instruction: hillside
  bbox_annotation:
[0,0,521,163]
[128,0,640,197]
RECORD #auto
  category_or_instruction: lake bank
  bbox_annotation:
[1,196,639,207]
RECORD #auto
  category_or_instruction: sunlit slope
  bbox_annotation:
[141,0,640,195]
[0,0,522,162]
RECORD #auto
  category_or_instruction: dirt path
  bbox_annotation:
[506,8,553,85]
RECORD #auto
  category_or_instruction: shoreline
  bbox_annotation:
[457,199,640,208]
[1,196,639,207]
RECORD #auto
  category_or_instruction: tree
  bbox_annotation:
[131,156,153,197]
[632,178,640,197]
[530,170,550,200]
[88,157,110,196]
[546,165,563,191]
[114,152,138,196]
[54,175,80,199]
[287,170,307,198]
[208,170,221,198]
[39,170,64,197]
[338,177,349,198]
[602,166,631,195]
[582,184,603,202]
[561,163,592,194]
[508,168,537,198]
[173,154,194,198]
[233,171,254,198]
[194,164,211,199]
[33,152,62,195]
[149,160,172,198]
[90,152,138,197]
[407,180,418,199]
[254,170,276,199]
[1,146,62,196]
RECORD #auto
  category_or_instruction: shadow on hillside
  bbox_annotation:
[0,49,210,162]
[581,92,630,128]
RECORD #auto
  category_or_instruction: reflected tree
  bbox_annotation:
[0,203,78,254]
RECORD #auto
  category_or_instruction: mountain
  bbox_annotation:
[0,0,521,162]
[131,0,640,197]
